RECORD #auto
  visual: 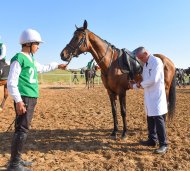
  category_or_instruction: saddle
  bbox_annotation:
[118,49,142,80]
[0,59,10,80]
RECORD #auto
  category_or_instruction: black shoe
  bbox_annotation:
[140,139,157,147]
[7,164,32,171]
[7,160,33,168]
[154,146,168,154]
[7,132,31,171]
[20,160,33,167]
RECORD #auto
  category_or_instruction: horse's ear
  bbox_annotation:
[83,20,88,30]
[75,24,79,30]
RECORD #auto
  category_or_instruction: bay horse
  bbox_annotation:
[60,20,176,139]
[176,68,185,88]
[0,80,8,111]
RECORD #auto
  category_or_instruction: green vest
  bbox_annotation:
[0,43,6,59]
[87,61,94,69]
[11,53,39,98]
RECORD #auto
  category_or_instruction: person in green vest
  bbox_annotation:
[7,29,67,171]
[0,41,7,74]
[86,58,95,70]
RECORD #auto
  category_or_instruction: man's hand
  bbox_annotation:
[128,80,135,89]
[58,64,67,70]
[128,82,133,89]
[136,82,142,88]
[16,101,26,115]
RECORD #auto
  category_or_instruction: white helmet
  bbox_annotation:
[19,29,44,44]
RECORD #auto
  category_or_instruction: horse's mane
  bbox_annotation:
[91,31,118,50]
[75,27,119,51]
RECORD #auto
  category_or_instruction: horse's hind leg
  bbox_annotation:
[0,84,8,111]
[91,78,94,88]
[88,80,90,89]
[109,93,118,139]
[119,93,127,140]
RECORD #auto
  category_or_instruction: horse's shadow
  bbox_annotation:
[42,86,72,90]
[0,128,150,155]
[176,88,190,94]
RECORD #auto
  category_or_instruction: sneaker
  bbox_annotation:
[154,146,168,154]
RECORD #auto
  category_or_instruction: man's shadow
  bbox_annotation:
[0,128,150,155]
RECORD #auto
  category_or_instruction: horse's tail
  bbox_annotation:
[168,74,176,120]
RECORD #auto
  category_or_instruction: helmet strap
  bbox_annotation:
[30,43,33,56]
[22,43,34,56]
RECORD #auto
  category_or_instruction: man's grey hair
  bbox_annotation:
[132,46,146,55]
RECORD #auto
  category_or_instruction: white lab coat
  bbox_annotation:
[140,55,168,116]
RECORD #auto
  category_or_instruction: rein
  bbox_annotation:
[96,42,110,66]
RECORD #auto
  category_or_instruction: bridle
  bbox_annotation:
[65,29,112,66]
[66,29,87,58]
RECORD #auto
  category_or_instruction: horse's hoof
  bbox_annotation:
[121,135,127,140]
[110,134,117,140]
[110,132,117,140]
[121,132,127,140]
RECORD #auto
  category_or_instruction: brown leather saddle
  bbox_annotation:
[118,49,142,80]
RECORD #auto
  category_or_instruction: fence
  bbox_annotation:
[38,73,102,86]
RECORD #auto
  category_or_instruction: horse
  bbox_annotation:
[184,67,190,75]
[176,68,186,88]
[60,20,176,139]
[184,67,190,85]
[80,68,85,78]
[85,66,97,89]
[0,60,9,111]
[0,80,8,111]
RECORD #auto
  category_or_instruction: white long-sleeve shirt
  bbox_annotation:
[134,55,168,116]
[7,52,59,103]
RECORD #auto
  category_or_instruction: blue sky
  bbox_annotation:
[1,0,190,69]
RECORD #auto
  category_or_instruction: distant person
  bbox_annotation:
[80,68,85,78]
[129,47,168,154]
[86,58,95,70]
[72,71,79,83]
[7,29,67,171]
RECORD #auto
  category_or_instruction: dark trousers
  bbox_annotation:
[9,96,37,166]
[147,114,167,147]
[14,96,37,133]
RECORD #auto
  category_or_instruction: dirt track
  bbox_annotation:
[0,85,190,171]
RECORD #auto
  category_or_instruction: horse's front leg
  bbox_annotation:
[119,93,127,140]
[0,84,8,111]
[109,94,118,139]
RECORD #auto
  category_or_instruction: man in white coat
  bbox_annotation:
[130,47,168,154]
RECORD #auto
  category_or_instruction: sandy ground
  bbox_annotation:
[0,85,189,171]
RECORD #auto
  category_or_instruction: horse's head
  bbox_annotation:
[60,20,89,62]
